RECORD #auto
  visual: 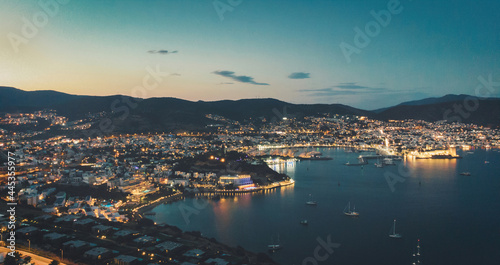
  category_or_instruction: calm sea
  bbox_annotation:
[150,148,500,265]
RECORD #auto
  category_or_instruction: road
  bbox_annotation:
[0,246,66,265]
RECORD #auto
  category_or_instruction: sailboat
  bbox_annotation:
[383,157,395,165]
[389,219,402,238]
[306,194,317,205]
[268,234,282,251]
[343,202,359,216]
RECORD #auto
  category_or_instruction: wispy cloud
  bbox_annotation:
[148,50,178,54]
[299,88,359,97]
[213,70,269,86]
[334,82,372,89]
[298,82,387,96]
[288,72,310,79]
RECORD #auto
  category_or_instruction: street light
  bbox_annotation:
[27,239,30,252]
[60,249,63,261]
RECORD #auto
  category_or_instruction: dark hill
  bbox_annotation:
[0,87,371,132]
[376,98,500,127]
[1,87,499,130]
[0,86,78,111]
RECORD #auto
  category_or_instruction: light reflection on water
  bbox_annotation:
[270,160,297,176]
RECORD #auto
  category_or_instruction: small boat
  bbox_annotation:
[300,219,308,225]
[345,159,368,166]
[268,244,282,251]
[485,161,490,164]
[459,172,471,176]
[343,202,359,217]
[268,234,282,251]
[389,219,402,238]
[383,158,395,165]
[375,157,384,168]
[306,194,317,205]
[303,155,333,160]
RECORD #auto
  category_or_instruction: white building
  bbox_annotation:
[219,174,253,187]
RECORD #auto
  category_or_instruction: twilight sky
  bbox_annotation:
[1,0,499,109]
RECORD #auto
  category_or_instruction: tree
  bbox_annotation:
[22,256,32,264]
[235,245,245,256]
[257,252,274,263]
[4,252,22,265]
[137,218,154,227]
[58,206,69,213]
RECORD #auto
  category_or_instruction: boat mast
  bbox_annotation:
[417,239,420,256]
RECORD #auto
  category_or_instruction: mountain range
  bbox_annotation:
[1,86,499,132]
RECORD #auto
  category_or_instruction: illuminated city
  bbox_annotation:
[1,0,499,264]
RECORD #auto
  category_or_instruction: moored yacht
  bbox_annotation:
[306,194,317,205]
[389,219,402,238]
[268,234,282,251]
[343,202,359,216]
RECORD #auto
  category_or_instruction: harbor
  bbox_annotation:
[149,148,500,265]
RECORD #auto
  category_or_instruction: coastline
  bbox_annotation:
[194,179,295,196]
[136,179,296,214]
[134,192,183,215]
